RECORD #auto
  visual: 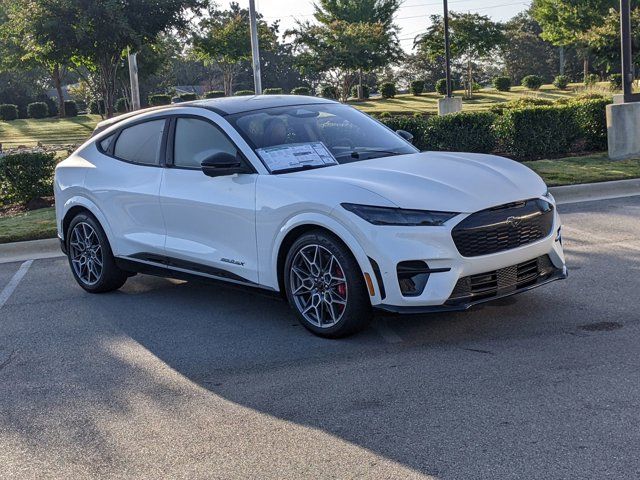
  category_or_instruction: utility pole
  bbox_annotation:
[248,0,262,95]
[443,0,453,97]
[127,48,141,110]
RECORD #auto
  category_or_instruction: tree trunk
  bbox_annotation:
[583,50,590,83]
[53,64,66,118]
[357,68,363,101]
[467,57,473,98]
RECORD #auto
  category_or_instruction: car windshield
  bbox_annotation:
[226,103,418,173]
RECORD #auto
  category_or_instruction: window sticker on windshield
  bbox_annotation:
[256,142,338,172]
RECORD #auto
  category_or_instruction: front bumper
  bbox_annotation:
[340,202,567,309]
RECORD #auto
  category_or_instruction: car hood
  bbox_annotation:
[290,151,547,213]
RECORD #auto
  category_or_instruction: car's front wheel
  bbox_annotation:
[284,231,372,338]
[66,212,128,293]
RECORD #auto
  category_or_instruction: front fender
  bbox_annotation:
[267,212,383,305]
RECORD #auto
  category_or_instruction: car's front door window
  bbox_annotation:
[174,117,238,169]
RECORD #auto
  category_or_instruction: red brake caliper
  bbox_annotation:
[335,265,346,311]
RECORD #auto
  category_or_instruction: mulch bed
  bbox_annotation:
[0,197,54,219]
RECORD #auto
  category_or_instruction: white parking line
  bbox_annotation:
[0,260,33,310]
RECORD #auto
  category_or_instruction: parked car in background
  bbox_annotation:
[55,95,567,337]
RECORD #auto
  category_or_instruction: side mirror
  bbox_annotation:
[396,129,414,144]
[201,152,249,177]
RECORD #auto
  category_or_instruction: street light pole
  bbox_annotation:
[443,0,453,98]
[248,0,262,95]
[127,48,141,110]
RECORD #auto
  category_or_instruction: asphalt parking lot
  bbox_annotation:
[1,196,639,479]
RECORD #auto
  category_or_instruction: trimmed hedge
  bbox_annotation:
[0,104,18,121]
[115,98,128,113]
[493,76,511,92]
[205,90,225,98]
[149,94,171,106]
[27,102,49,119]
[553,75,570,90]
[351,85,370,99]
[495,105,581,159]
[410,80,424,95]
[64,100,78,117]
[179,93,198,101]
[0,151,57,204]
[234,90,254,96]
[609,73,623,91]
[319,85,338,99]
[380,82,396,99]
[291,86,311,95]
[263,87,283,95]
[379,115,429,150]
[424,112,497,153]
[521,75,543,90]
[572,98,609,151]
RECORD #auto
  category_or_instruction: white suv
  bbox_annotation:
[55,95,567,337]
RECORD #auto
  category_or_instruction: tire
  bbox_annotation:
[284,230,372,338]
[66,212,128,293]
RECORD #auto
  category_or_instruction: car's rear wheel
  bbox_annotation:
[67,212,128,293]
[284,231,372,338]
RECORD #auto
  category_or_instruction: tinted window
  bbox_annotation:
[174,118,238,169]
[114,119,166,165]
[99,134,115,152]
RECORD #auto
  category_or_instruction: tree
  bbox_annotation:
[191,2,277,96]
[416,12,504,98]
[0,0,77,117]
[501,11,560,84]
[68,0,203,117]
[297,0,402,100]
[531,0,617,82]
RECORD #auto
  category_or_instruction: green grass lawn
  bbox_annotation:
[1,153,638,244]
[0,207,56,244]
[524,153,640,186]
[0,114,100,148]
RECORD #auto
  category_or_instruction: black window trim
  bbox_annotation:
[165,114,256,173]
[95,115,172,168]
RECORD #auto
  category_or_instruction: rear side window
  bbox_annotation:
[173,118,238,169]
[114,119,166,165]
[99,134,115,152]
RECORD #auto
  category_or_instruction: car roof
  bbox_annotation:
[91,95,338,137]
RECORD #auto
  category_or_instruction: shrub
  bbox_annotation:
[204,90,225,98]
[179,93,198,101]
[89,99,105,115]
[584,73,599,86]
[495,105,581,160]
[410,80,425,95]
[75,100,87,112]
[380,82,396,99]
[435,78,448,95]
[0,151,57,204]
[609,73,623,91]
[572,98,610,151]
[350,85,370,99]
[521,75,543,90]
[263,87,283,95]
[234,90,254,96]
[379,115,429,150]
[115,98,129,113]
[0,104,18,121]
[424,112,497,153]
[27,102,49,119]
[63,100,78,117]
[291,86,311,95]
[553,75,570,90]
[148,94,171,106]
[319,85,339,99]
[574,92,609,101]
[493,76,511,92]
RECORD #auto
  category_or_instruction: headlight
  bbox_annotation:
[341,203,458,226]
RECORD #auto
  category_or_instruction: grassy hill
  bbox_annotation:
[0,83,613,148]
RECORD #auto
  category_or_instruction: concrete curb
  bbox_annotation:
[0,238,63,264]
[0,179,638,263]
[550,178,640,204]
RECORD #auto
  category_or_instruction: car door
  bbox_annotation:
[159,115,259,284]
[85,117,168,258]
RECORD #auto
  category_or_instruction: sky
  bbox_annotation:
[233,0,532,52]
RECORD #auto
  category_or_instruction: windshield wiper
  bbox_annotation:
[337,149,404,159]
[272,164,333,174]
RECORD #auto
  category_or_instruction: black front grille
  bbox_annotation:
[452,199,554,257]
[446,255,556,305]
